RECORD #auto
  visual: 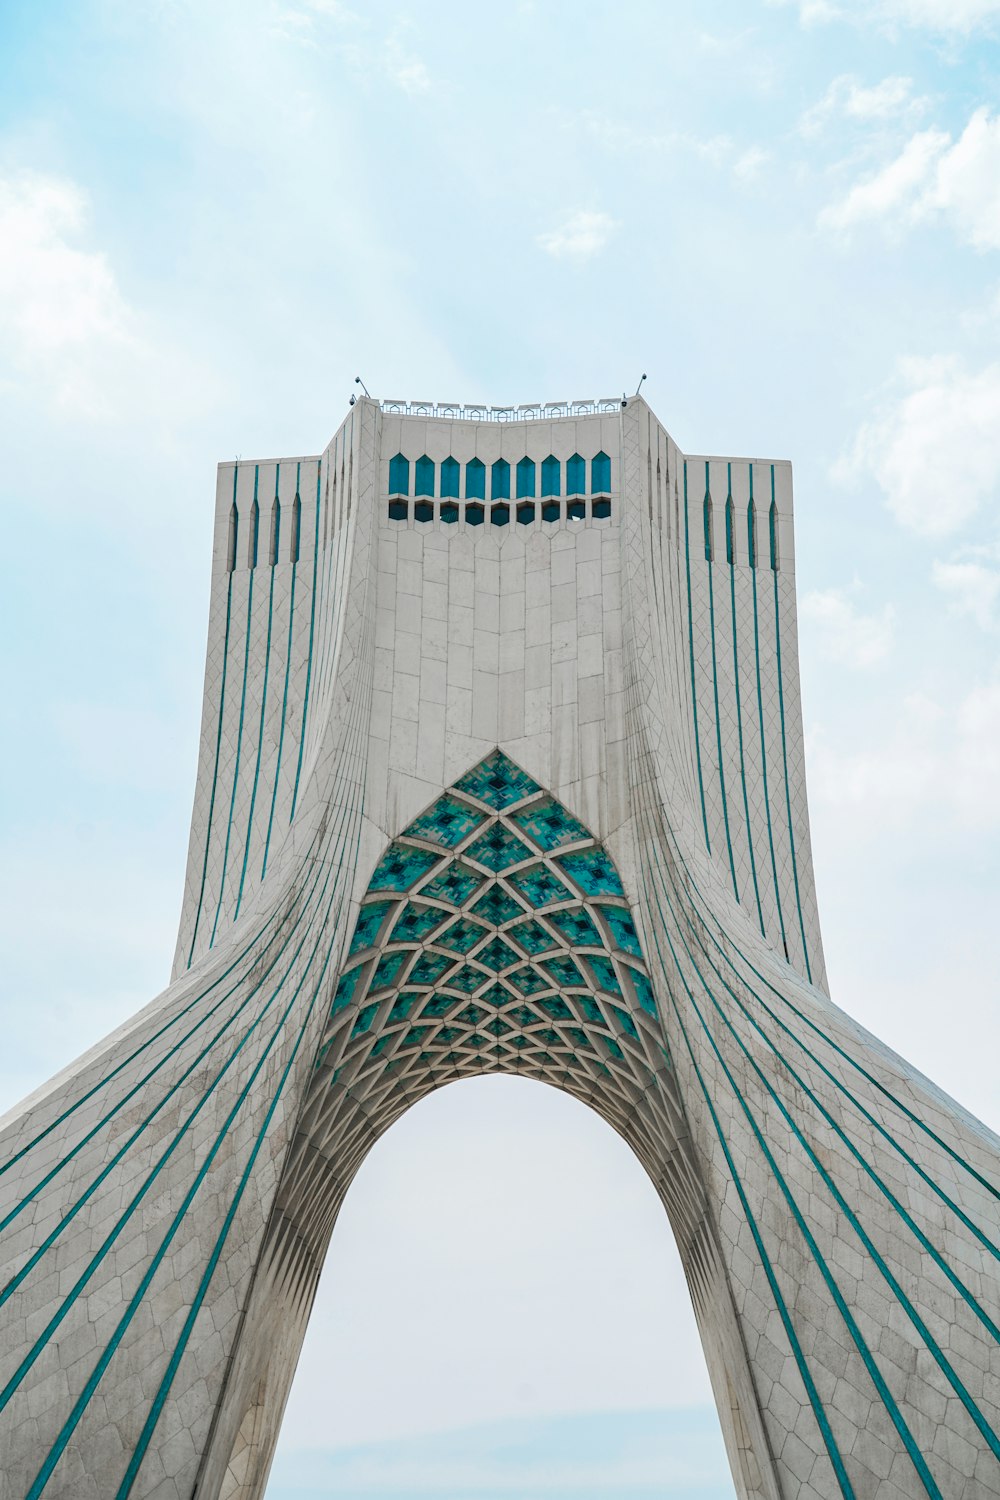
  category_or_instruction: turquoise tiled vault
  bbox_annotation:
[3,395,1000,1500]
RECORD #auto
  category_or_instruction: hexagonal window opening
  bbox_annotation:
[516,502,536,525]
[465,503,485,526]
[491,503,510,527]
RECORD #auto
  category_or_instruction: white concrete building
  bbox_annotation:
[2,394,1000,1498]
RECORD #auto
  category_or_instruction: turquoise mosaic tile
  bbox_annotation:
[510,797,589,851]
[404,794,486,848]
[586,954,623,996]
[438,916,487,955]
[567,1026,589,1049]
[348,900,393,956]
[370,950,409,991]
[486,1016,512,1036]
[543,954,586,988]
[465,823,533,872]
[471,885,524,926]
[420,861,484,907]
[350,1002,380,1039]
[509,1004,538,1028]
[438,1026,463,1045]
[408,951,457,986]
[449,963,487,994]
[422,994,456,1019]
[510,966,549,996]
[610,1004,638,1038]
[508,865,572,909]
[481,983,510,1008]
[579,996,604,1025]
[454,750,542,810]
[401,1026,430,1049]
[627,967,659,1018]
[547,906,602,948]
[539,995,573,1021]
[508,918,557,956]
[603,1036,624,1060]
[369,842,441,892]
[457,1004,486,1026]
[555,847,624,897]
[598,904,643,957]
[391,902,450,944]
[331,965,363,1014]
[477,937,519,972]
[390,992,419,1021]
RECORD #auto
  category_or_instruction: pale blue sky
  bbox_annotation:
[2,1,1000,1495]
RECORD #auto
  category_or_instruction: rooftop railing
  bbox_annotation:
[378,397,622,422]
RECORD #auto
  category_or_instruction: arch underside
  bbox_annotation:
[199,752,777,1500]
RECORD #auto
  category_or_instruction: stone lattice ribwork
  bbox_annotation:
[2,396,1000,1499]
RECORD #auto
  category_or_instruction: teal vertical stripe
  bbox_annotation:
[728,466,765,935]
[770,467,812,980]
[683,462,711,852]
[209,463,260,947]
[186,464,239,968]
[261,461,301,880]
[704,462,738,901]
[290,460,322,820]
[234,464,279,919]
[748,467,787,956]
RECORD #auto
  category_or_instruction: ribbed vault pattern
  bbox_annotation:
[269,752,709,1274]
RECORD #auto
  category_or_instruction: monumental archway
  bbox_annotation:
[2,394,1000,1500]
[199,750,759,1498]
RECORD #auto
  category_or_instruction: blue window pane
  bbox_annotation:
[566,453,585,495]
[703,497,713,562]
[440,502,459,524]
[491,458,510,499]
[591,451,611,493]
[769,501,780,571]
[516,457,535,498]
[466,458,485,499]
[388,453,409,495]
[592,498,611,520]
[516,502,535,525]
[725,497,735,564]
[388,499,408,521]
[491,503,510,526]
[541,455,560,497]
[542,499,560,523]
[441,457,460,497]
[567,498,586,521]
[465,503,484,526]
[747,500,757,568]
[414,500,433,523]
[415,455,435,497]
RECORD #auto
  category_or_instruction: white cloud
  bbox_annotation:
[841,355,1000,537]
[384,25,431,94]
[733,145,770,182]
[820,109,1000,249]
[0,172,135,378]
[536,211,619,261]
[775,0,1000,31]
[800,74,926,135]
[810,681,1000,829]
[800,587,895,667]
[932,548,1000,628]
[0,169,216,427]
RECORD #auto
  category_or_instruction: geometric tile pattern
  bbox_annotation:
[311,755,663,1104]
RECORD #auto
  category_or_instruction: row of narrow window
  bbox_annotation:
[388,452,612,500]
[226,495,302,573]
[704,496,780,571]
[388,497,613,526]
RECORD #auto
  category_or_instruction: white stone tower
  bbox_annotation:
[2,394,1000,1499]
